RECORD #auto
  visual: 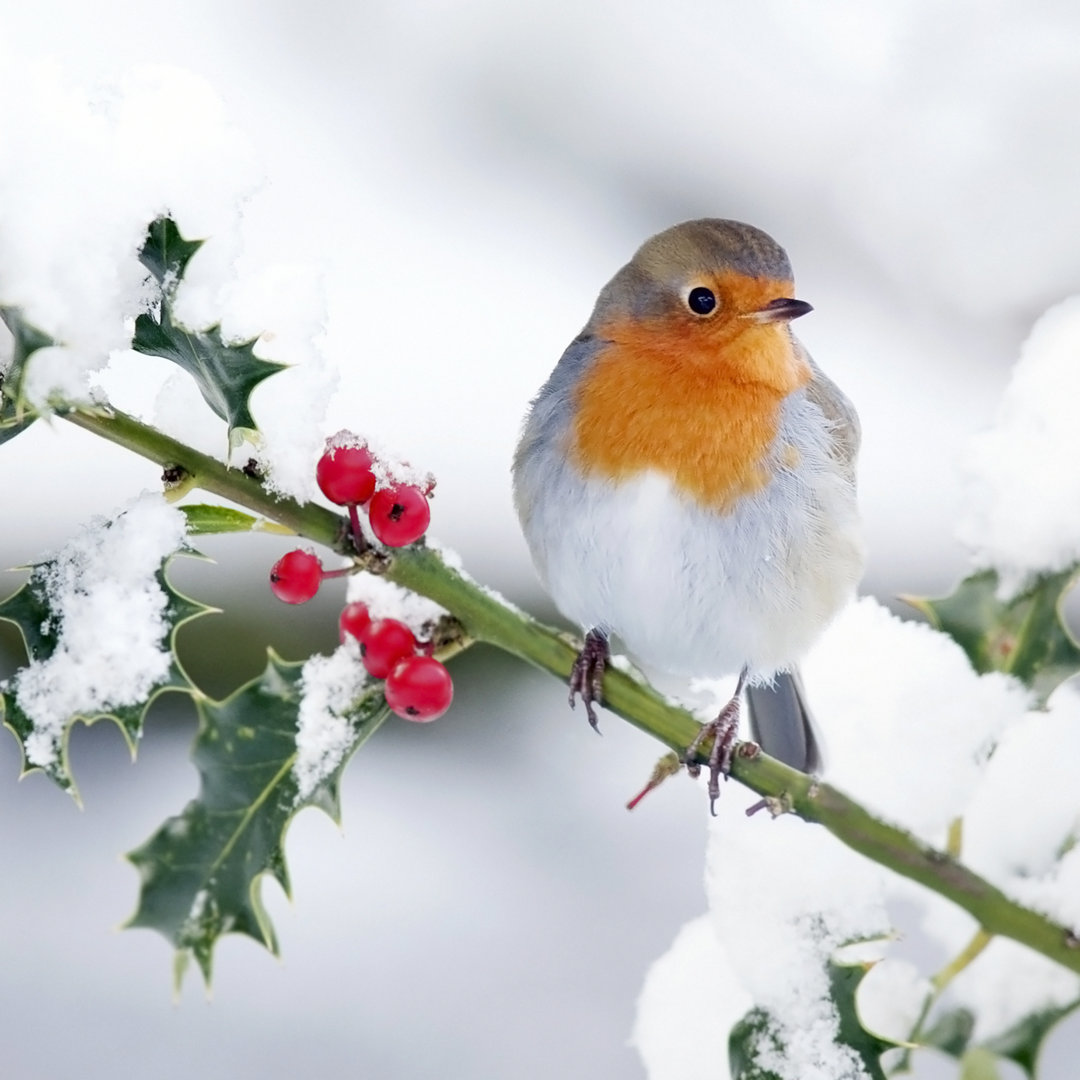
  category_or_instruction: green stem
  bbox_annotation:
[893,927,995,1073]
[63,403,1080,977]
[64,405,345,547]
[932,927,994,993]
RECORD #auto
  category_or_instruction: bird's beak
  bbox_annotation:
[743,297,813,323]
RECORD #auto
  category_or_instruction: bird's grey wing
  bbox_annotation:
[799,347,861,485]
[512,334,605,575]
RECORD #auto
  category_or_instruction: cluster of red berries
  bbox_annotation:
[339,602,452,721]
[316,441,432,547]
[268,435,452,723]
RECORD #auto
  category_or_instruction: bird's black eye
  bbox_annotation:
[686,286,717,315]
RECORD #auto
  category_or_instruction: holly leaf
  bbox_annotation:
[125,652,389,987]
[132,314,284,446]
[180,503,293,536]
[729,1008,784,1080]
[132,217,286,446]
[904,566,1080,706]
[921,1006,976,1058]
[729,961,892,1079]
[138,216,204,291]
[981,998,1080,1078]
[0,554,211,799]
[0,414,36,446]
[827,960,893,1079]
[0,305,51,436]
[915,998,1080,1078]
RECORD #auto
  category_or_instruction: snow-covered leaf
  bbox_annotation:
[0,503,208,797]
[138,216,204,292]
[728,962,892,1080]
[132,217,286,445]
[828,961,893,1080]
[125,652,389,987]
[0,305,50,437]
[905,567,1080,707]
[729,1007,784,1080]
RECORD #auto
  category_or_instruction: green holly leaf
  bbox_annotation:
[828,960,893,1079]
[921,1006,976,1058]
[125,652,388,987]
[133,217,286,446]
[729,961,892,1079]
[0,554,211,799]
[138,216,204,291]
[0,414,36,446]
[982,998,1080,1078]
[904,566,1080,706]
[132,313,284,447]
[180,503,293,536]
[0,305,50,437]
[915,998,1080,1078]
[729,1007,784,1080]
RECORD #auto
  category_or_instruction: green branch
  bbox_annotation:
[63,402,1080,976]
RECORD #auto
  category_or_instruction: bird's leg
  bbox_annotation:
[569,628,609,732]
[683,667,749,815]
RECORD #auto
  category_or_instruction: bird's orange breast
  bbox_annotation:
[570,316,811,511]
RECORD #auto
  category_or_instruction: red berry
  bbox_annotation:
[316,444,377,506]
[339,602,372,644]
[385,656,453,722]
[368,484,431,547]
[269,549,323,604]
[357,617,417,678]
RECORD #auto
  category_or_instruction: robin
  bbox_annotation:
[512,219,862,808]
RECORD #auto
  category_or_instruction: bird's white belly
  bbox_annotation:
[538,466,861,680]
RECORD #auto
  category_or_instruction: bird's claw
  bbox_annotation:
[569,629,609,733]
[682,669,748,815]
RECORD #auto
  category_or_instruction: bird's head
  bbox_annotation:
[588,219,812,389]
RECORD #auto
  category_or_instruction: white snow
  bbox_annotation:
[323,428,435,495]
[345,571,448,636]
[635,594,1064,1077]
[855,959,931,1045]
[0,52,337,501]
[0,56,258,408]
[6,493,187,771]
[947,938,1080,1043]
[958,296,1080,593]
[633,915,753,1080]
[802,596,1033,845]
[701,790,890,1080]
[962,684,1080,930]
[227,265,338,498]
[293,640,370,802]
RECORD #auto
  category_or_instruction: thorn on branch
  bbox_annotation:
[745,793,794,819]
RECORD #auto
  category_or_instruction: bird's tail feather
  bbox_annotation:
[745,667,822,774]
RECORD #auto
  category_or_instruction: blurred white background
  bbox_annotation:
[1,2,1079,1077]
